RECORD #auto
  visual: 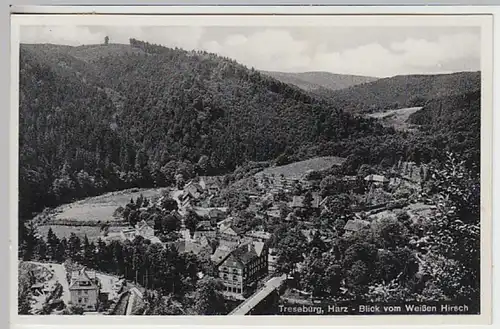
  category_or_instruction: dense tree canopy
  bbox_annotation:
[18,41,396,219]
[19,41,481,223]
[325,71,480,114]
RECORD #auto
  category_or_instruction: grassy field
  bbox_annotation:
[37,224,125,241]
[35,187,169,241]
[365,107,422,131]
[38,225,100,241]
[49,187,168,223]
[254,156,346,180]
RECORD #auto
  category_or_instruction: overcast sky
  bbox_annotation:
[20,25,481,78]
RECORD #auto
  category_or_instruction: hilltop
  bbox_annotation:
[21,43,145,62]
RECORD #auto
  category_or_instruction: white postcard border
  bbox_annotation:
[9,6,496,328]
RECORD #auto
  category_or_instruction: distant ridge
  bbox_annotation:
[260,70,378,93]
[326,71,481,114]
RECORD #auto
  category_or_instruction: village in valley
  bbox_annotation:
[20,155,439,315]
[17,28,482,316]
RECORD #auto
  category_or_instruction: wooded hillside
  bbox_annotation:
[19,40,390,218]
[327,71,481,114]
[18,40,482,219]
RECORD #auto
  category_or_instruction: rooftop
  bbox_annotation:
[364,174,389,183]
[211,245,235,265]
[230,241,266,265]
[220,224,243,236]
[344,219,370,232]
[245,230,272,240]
[175,239,211,255]
[69,267,99,291]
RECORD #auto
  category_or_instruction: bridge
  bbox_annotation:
[229,274,287,315]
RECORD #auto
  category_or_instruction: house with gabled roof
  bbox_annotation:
[135,220,154,238]
[198,235,218,252]
[364,174,389,188]
[120,227,137,241]
[179,180,204,209]
[183,180,203,199]
[211,245,235,267]
[343,219,371,237]
[219,224,244,245]
[199,176,224,195]
[193,219,217,239]
[120,219,160,244]
[217,241,268,299]
[68,267,100,311]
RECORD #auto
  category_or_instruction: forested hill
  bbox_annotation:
[407,90,480,170]
[19,40,391,217]
[326,71,481,114]
[260,71,377,93]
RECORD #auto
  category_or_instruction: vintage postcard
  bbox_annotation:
[10,6,493,328]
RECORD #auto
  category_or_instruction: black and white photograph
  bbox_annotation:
[11,10,493,325]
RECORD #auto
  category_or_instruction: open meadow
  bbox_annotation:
[48,188,168,223]
[365,106,423,130]
[35,188,169,241]
[254,156,346,181]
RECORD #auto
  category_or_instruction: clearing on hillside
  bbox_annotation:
[43,188,169,223]
[365,107,423,131]
[37,225,126,242]
[254,156,346,181]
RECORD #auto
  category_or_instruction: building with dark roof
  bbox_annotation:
[217,241,268,299]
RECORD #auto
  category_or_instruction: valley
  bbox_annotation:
[17,38,481,316]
